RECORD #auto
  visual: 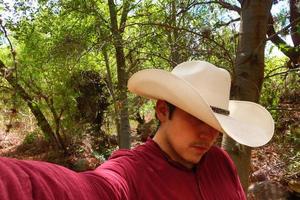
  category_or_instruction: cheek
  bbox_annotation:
[168,122,195,144]
[211,130,220,140]
[166,126,188,148]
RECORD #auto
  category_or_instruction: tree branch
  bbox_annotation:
[61,0,110,29]
[0,20,18,79]
[212,0,241,13]
[215,17,240,28]
[264,67,300,79]
[119,0,131,33]
[126,22,233,63]
[176,1,208,16]
[176,0,241,16]
[267,107,300,112]
[267,16,300,43]
[264,65,286,78]
[266,15,300,67]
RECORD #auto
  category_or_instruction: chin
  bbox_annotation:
[192,155,204,163]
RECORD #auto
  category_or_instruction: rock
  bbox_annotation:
[248,181,290,200]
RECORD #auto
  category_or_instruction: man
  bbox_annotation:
[0,61,274,199]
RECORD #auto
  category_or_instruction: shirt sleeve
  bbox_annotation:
[0,157,121,200]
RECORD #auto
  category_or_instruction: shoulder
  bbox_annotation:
[199,146,239,181]
[95,144,148,176]
[96,149,137,172]
[204,146,235,167]
[206,145,230,157]
[105,141,154,165]
[198,146,246,199]
[91,146,147,199]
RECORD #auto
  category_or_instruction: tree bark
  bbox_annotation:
[108,0,131,149]
[167,1,190,68]
[290,0,300,46]
[102,47,120,137]
[222,0,273,192]
[47,99,66,153]
[169,1,181,68]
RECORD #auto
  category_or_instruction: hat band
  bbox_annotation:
[210,106,230,116]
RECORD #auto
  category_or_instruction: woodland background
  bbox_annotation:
[0,0,299,199]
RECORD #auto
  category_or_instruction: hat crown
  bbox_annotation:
[172,61,231,110]
[128,60,274,147]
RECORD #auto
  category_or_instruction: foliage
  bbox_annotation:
[69,70,109,132]
[261,56,300,181]
[23,130,39,144]
[0,1,109,150]
[261,57,287,118]
[262,56,299,135]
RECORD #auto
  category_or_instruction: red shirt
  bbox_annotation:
[0,139,246,199]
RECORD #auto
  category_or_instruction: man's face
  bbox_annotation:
[154,101,219,169]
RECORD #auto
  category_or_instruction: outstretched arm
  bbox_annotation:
[0,157,124,200]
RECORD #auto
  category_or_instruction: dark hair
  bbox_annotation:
[166,102,176,119]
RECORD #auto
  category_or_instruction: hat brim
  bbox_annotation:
[128,69,274,147]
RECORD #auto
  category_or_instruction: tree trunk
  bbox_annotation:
[169,1,180,68]
[290,0,300,46]
[108,0,131,149]
[167,1,188,68]
[0,60,59,148]
[47,100,66,153]
[222,0,273,192]
[102,47,121,138]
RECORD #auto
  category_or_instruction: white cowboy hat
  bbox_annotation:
[127,60,274,147]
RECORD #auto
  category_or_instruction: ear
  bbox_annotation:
[155,100,169,123]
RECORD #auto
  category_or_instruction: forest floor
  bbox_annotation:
[0,129,103,171]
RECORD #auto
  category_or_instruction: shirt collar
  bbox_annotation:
[144,138,207,172]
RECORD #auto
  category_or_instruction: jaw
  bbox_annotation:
[164,143,205,169]
[153,127,207,169]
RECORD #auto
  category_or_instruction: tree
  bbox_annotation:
[267,0,300,68]
[107,0,132,148]
[0,0,111,153]
[0,18,66,151]
[214,0,299,191]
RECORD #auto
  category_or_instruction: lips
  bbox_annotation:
[191,144,209,153]
[191,141,210,148]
